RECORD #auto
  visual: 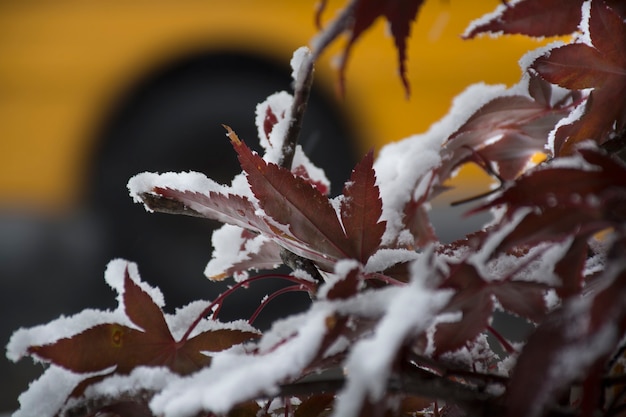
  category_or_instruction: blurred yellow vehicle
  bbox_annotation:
[0,0,541,411]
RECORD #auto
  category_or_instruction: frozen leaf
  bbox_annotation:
[206,225,282,281]
[464,0,583,39]
[531,1,626,155]
[435,263,494,356]
[28,267,259,379]
[506,260,626,417]
[340,151,386,263]
[471,148,626,251]
[228,126,352,269]
[491,281,550,323]
[323,262,362,300]
[443,85,573,180]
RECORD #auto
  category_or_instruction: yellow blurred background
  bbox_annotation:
[0,0,546,411]
[0,0,541,210]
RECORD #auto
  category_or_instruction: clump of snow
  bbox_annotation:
[254,89,330,191]
[12,367,106,417]
[579,1,593,47]
[204,224,278,282]
[255,91,294,165]
[332,264,452,417]
[128,171,232,210]
[151,307,334,417]
[364,248,420,273]
[291,46,312,88]
[375,82,507,244]
[106,258,165,308]
[83,366,179,402]
[462,0,531,39]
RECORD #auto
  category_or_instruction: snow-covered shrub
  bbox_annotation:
[7,1,626,416]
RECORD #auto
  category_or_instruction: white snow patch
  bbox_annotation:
[151,307,333,417]
[291,46,312,88]
[12,367,106,417]
[6,259,151,362]
[579,1,593,47]
[375,82,507,244]
[332,270,451,417]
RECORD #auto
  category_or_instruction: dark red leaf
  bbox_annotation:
[340,151,386,263]
[491,281,550,323]
[443,90,572,181]
[464,0,583,38]
[553,235,589,298]
[317,0,425,96]
[435,263,494,356]
[152,187,265,233]
[29,266,259,380]
[505,261,626,417]
[228,126,352,269]
[292,164,330,196]
[325,264,362,300]
[263,106,279,144]
[470,148,626,252]
[402,198,437,248]
[29,324,142,373]
[531,1,626,155]
[123,269,172,342]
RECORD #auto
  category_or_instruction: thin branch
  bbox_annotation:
[281,49,314,172]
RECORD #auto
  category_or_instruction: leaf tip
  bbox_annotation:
[223,124,241,145]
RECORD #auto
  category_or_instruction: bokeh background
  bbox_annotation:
[1,0,543,412]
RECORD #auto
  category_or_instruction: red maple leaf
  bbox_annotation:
[531,1,626,155]
[228,126,353,270]
[340,150,386,264]
[29,267,259,378]
[434,262,549,356]
[316,0,425,96]
[464,0,583,39]
[469,147,626,296]
[505,260,626,417]
[442,75,575,181]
